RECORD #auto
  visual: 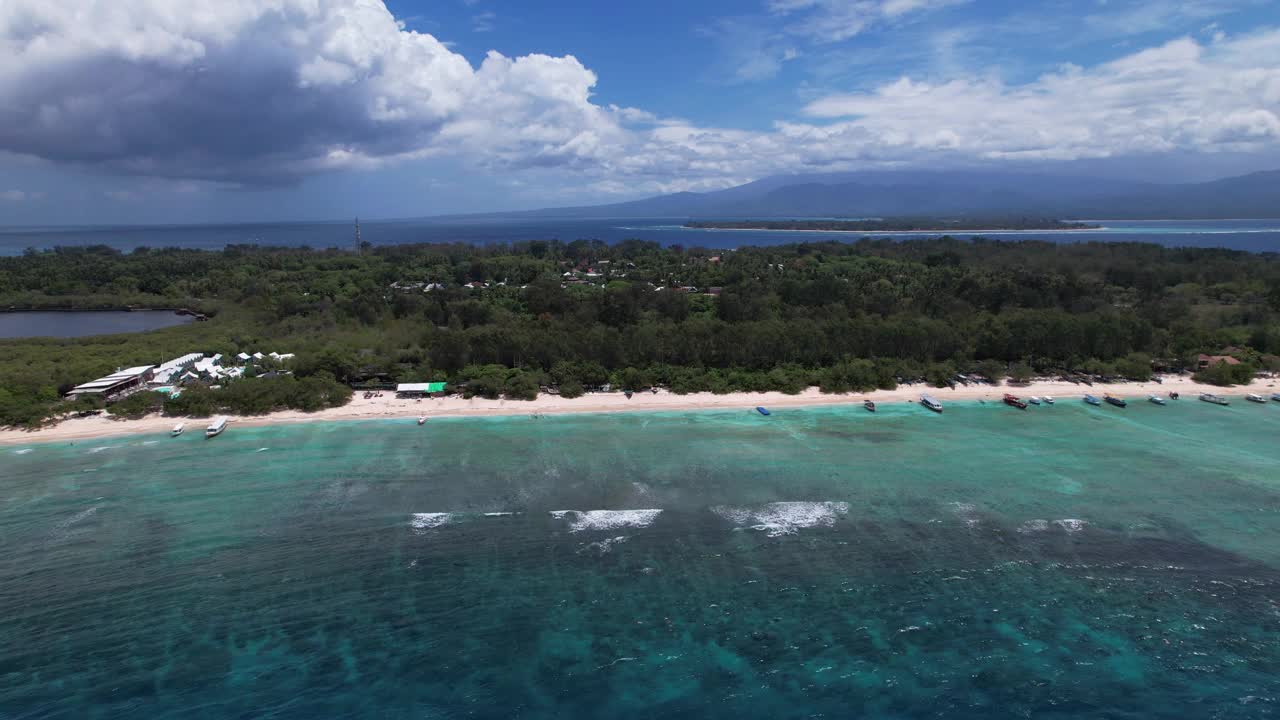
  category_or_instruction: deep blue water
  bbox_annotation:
[0,311,194,339]
[2,218,1279,255]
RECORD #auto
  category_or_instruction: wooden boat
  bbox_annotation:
[205,416,228,438]
[756,406,771,416]
[1042,396,1055,405]
[170,423,184,437]
[1003,394,1028,410]
[1246,393,1267,403]
[1084,395,1101,406]
[1028,396,1042,406]
[1104,394,1127,408]
[919,394,943,413]
[1199,393,1229,406]
[863,400,876,412]
[1148,395,1166,406]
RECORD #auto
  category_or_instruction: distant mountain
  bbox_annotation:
[458,169,1280,220]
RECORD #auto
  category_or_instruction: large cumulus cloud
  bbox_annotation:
[0,0,625,184]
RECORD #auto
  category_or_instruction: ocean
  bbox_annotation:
[2,218,1280,255]
[3,400,1279,718]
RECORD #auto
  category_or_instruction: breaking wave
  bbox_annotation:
[711,501,850,537]
[549,509,663,533]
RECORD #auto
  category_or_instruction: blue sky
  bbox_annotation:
[1,0,1278,224]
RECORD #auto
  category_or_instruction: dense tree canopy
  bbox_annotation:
[1,236,1276,426]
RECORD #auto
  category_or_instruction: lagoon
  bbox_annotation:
[0,310,194,339]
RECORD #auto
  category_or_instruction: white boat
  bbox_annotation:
[1273,393,1280,402]
[1148,395,1166,406]
[1199,393,1229,406]
[1028,396,1042,405]
[919,394,943,413]
[170,422,184,437]
[1042,396,1055,405]
[1246,393,1267,403]
[417,416,427,425]
[206,416,228,438]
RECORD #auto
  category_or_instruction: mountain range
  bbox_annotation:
[462,169,1280,220]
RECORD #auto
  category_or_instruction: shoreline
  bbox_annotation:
[678,225,1105,235]
[3,375,1276,447]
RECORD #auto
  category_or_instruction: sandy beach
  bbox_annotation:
[2,375,1276,446]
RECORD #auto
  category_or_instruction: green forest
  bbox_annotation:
[685,218,1099,231]
[1,236,1278,426]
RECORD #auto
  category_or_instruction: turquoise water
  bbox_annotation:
[3,400,1280,718]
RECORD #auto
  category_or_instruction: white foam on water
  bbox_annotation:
[410,513,454,533]
[141,440,160,446]
[1017,519,1050,534]
[711,501,850,537]
[52,505,101,536]
[1054,518,1088,533]
[483,512,518,517]
[255,447,270,453]
[87,446,115,454]
[580,535,630,555]
[12,449,33,455]
[550,509,663,533]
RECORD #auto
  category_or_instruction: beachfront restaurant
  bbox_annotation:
[65,365,156,400]
[395,382,447,398]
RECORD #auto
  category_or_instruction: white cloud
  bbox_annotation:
[768,0,965,43]
[0,1,1277,198]
[0,189,44,202]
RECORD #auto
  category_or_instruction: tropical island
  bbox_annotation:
[684,218,1101,232]
[1,236,1277,431]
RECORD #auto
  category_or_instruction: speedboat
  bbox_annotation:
[206,416,228,438]
[756,406,771,416]
[1084,395,1101,406]
[1199,393,1229,406]
[920,394,943,413]
[418,416,427,425]
[863,400,876,412]
[1246,393,1267,403]
[1028,396,1042,405]
[1042,396,1055,405]
[1273,393,1280,402]
[1148,395,1167,406]
[1104,394,1127,408]
[1003,394,1028,410]
[170,423,184,437]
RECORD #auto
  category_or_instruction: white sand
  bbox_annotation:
[3,375,1276,446]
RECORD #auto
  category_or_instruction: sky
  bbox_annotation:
[1,0,1278,225]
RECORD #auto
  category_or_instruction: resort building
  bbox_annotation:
[395,382,448,398]
[1197,354,1242,369]
[65,366,155,400]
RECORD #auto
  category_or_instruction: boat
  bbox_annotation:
[1148,395,1167,406]
[1084,395,1101,406]
[1169,391,1180,399]
[1273,393,1280,402]
[1028,396,1042,406]
[205,416,228,438]
[919,394,943,413]
[170,422,184,437]
[417,416,427,425]
[756,406,771,416]
[863,400,876,412]
[1104,394,1127,408]
[1199,393,1229,406]
[1003,394,1028,410]
[1246,393,1267,403]
[1042,396,1055,405]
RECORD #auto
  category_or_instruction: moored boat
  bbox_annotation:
[1028,396,1042,405]
[1084,394,1101,406]
[206,416,228,438]
[756,406,771,416]
[1169,391,1180,399]
[1199,393,1229,406]
[1273,393,1280,402]
[1042,396,1055,405]
[418,416,427,425]
[1148,395,1166,406]
[1246,393,1267,403]
[170,423,184,437]
[1104,394,1127,408]
[920,394,943,413]
[1003,394,1028,410]
[863,400,876,412]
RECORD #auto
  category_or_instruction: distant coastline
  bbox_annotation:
[684,219,1102,232]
